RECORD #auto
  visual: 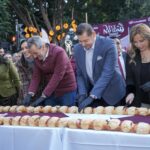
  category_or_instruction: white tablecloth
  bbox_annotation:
[0,114,150,150]
[0,126,63,150]
[66,113,130,120]
[62,128,150,150]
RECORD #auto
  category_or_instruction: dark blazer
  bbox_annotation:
[29,44,77,97]
[126,51,150,106]
[74,36,126,105]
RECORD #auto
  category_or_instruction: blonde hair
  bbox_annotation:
[129,23,150,64]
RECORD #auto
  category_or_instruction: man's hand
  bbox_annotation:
[140,81,150,92]
[78,94,87,104]
[22,94,33,106]
[31,96,46,107]
[78,97,93,112]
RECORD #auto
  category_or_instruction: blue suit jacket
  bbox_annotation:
[74,36,126,105]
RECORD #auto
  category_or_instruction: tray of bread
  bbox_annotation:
[0,105,149,134]
[0,105,149,115]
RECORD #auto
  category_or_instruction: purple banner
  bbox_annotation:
[93,21,128,38]
[93,16,150,49]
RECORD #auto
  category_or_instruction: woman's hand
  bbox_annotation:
[125,93,134,104]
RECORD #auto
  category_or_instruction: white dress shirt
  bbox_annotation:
[119,53,126,79]
[84,40,96,84]
[43,49,49,61]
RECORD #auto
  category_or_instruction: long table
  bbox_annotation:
[62,128,150,150]
[0,114,150,150]
[0,126,63,150]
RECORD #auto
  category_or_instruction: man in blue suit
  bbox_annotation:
[74,23,126,111]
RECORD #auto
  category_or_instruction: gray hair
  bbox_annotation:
[27,36,43,49]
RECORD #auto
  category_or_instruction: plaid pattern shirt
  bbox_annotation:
[15,59,33,104]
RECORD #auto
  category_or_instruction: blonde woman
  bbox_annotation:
[126,23,150,107]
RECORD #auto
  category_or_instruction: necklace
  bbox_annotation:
[141,51,150,63]
[141,56,150,63]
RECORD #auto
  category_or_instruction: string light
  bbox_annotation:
[22,20,77,42]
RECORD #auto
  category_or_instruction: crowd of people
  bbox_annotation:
[0,22,149,111]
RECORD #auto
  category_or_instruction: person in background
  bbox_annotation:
[22,36,77,107]
[126,23,150,107]
[69,46,76,75]
[0,48,5,56]
[12,52,22,64]
[74,23,126,111]
[0,56,21,106]
[15,40,34,104]
[4,53,13,61]
[114,38,126,80]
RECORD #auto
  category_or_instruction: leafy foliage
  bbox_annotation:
[0,0,150,41]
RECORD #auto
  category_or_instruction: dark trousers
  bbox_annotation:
[44,91,76,106]
[0,94,17,106]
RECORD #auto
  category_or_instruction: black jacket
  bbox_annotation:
[126,50,150,106]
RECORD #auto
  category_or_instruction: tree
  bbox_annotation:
[1,0,150,43]
[0,0,13,41]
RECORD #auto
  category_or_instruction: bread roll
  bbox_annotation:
[0,106,3,112]
[9,106,17,113]
[34,106,43,113]
[57,118,68,127]
[114,106,125,115]
[12,116,21,126]
[39,116,50,127]
[0,116,4,125]
[135,122,150,134]
[58,106,68,113]
[137,107,148,116]
[42,106,52,113]
[51,107,58,113]
[3,106,11,112]
[20,115,30,126]
[80,119,93,129]
[56,105,61,109]
[93,106,104,114]
[16,105,26,113]
[107,119,121,131]
[67,119,80,129]
[120,120,134,133]
[148,109,150,115]
[26,106,34,113]
[68,106,78,113]
[104,106,115,115]
[93,119,107,130]
[3,117,12,125]
[126,107,137,115]
[47,117,59,127]
[83,107,93,114]
[28,115,40,126]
